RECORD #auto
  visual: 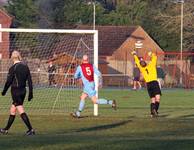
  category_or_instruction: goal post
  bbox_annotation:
[93,30,98,116]
[0,28,99,116]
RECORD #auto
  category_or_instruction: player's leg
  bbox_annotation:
[17,105,31,130]
[51,75,55,85]
[92,96,111,105]
[150,97,157,117]
[155,94,161,113]
[53,75,57,86]
[4,104,16,130]
[137,81,142,89]
[91,96,117,110]
[153,81,162,114]
[17,89,35,135]
[73,93,88,117]
[84,85,114,106]
[133,80,137,90]
[49,75,52,85]
[79,93,87,111]
[147,82,158,117]
[16,105,35,135]
[1,88,18,134]
[148,86,156,116]
[84,83,117,110]
[0,104,16,134]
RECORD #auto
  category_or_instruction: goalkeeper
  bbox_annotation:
[71,55,116,118]
[131,51,161,117]
[0,51,35,135]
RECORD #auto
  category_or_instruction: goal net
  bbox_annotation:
[0,28,98,116]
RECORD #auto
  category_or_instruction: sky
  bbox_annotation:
[0,0,7,6]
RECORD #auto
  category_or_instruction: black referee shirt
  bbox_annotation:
[2,62,33,95]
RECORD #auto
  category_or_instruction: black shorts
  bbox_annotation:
[134,77,140,81]
[146,81,161,98]
[11,87,26,106]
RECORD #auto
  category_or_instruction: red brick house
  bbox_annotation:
[77,25,164,74]
[77,25,164,86]
[0,8,12,59]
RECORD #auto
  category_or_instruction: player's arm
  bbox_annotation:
[1,67,14,96]
[27,66,33,101]
[73,66,83,86]
[74,66,81,79]
[93,65,103,87]
[93,65,101,77]
[149,52,157,66]
[131,51,141,68]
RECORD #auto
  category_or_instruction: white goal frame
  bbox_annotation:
[0,28,99,116]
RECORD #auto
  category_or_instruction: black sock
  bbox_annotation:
[4,115,15,130]
[20,113,32,130]
[150,103,156,114]
[155,102,160,112]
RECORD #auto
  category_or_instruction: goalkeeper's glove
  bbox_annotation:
[148,51,152,56]
[28,92,33,101]
[131,51,137,55]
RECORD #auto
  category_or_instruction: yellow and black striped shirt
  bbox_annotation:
[134,54,157,83]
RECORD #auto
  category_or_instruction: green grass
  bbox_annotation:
[1,88,194,150]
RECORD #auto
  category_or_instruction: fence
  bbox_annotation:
[1,52,194,88]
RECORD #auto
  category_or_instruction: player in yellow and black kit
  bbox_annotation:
[131,51,161,117]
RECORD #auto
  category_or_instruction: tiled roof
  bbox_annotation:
[77,25,138,56]
[0,8,12,20]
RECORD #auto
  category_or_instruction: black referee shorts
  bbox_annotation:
[11,87,26,106]
[146,81,161,98]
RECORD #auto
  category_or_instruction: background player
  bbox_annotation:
[71,55,116,118]
[131,51,161,117]
[157,65,166,89]
[0,51,35,135]
[132,64,142,90]
[48,60,56,86]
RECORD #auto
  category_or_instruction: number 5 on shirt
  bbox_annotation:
[86,67,92,76]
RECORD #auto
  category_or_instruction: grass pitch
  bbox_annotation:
[0,89,194,150]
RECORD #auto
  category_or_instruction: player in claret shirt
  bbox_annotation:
[71,55,116,118]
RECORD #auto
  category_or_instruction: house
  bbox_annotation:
[47,25,164,86]
[0,8,12,59]
[46,52,82,85]
[77,25,164,86]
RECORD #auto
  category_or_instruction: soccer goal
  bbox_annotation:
[0,28,98,116]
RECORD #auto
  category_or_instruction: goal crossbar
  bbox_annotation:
[0,28,97,34]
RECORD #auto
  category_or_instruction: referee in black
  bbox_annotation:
[0,51,35,135]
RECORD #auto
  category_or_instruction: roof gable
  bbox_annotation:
[0,9,12,21]
[77,25,138,56]
[136,26,163,52]
[110,26,164,61]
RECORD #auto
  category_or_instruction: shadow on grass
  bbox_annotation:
[158,114,169,118]
[76,119,132,132]
[178,114,194,119]
[1,133,194,150]
[70,115,89,119]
